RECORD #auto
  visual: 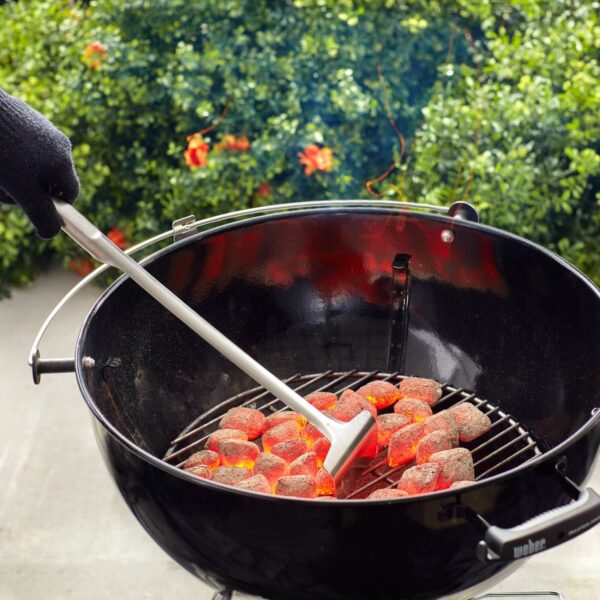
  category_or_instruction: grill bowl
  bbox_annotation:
[73,205,600,600]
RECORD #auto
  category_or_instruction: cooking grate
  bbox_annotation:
[163,371,542,498]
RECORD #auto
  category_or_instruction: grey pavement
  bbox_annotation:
[1,266,598,599]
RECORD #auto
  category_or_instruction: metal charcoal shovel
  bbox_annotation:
[53,199,376,494]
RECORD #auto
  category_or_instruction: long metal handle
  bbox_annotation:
[52,199,343,441]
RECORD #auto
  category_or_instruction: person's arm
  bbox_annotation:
[0,89,79,239]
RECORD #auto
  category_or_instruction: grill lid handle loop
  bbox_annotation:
[476,486,600,562]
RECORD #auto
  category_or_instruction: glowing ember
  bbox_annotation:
[316,468,335,496]
[376,413,411,447]
[416,430,452,464]
[212,465,251,485]
[357,380,401,410]
[184,465,212,479]
[449,402,492,442]
[429,448,475,489]
[262,421,301,452]
[219,407,266,440]
[305,391,337,411]
[387,422,425,467]
[253,452,288,488]
[338,389,377,417]
[205,429,248,451]
[182,449,220,471]
[398,377,442,407]
[271,439,308,463]
[263,411,307,433]
[422,410,459,447]
[397,463,440,495]
[393,398,433,423]
[216,439,260,469]
[289,452,319,478]
[301,423,325,448]
[235,474,272,494]
[313,437,331,467]
[275,475,317,498]
[450,480,473,489]
[367,488,409,499]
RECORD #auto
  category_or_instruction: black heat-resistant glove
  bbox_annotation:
[0,89,79,239]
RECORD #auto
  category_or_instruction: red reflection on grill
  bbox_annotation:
[275,475,317,498]
[316,469,335,496]
[387,422,425,467]
[263,411,307,434]
[289,452,319,478]
[262,421,301,452]
[182,449,220,471]
[449,403,492,442]
[422,410,459,447]
[357,380,401,410]
[253,452,288,489]
[219,407,266,440]
[429,448,474,489]
[367,488,409,499]
[212,466,252,485]
[271,439,308,463]
[305,391,337,411]
[398,463,440,495]
[216,439,260,469]
[416,430,452,464]
[394,398,433,423]
[235,474,272,494]
[205,429,248,451]
[376,413,410,447]
[398,377,442,406]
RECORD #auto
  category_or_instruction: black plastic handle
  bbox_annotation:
[476,487,600,562]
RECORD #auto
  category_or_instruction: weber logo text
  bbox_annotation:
[513,538,547,558]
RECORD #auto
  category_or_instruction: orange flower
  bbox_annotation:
[216,134,251,152]
[257,182,273,198]
[298,144,333,175]
[68,257,95,277]
[82,42,107,69]
[184,137,209,168]
[107,227,128,249]
[234,136,251,152]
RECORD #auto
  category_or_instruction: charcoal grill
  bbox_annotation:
[163,371,542,498]
[30,200,600,600]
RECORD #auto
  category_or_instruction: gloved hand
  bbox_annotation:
[0,89,79,239]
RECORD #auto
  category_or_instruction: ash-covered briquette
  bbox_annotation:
[450,480,473,489]
[325,399,364,423]
[416,430,453,464]
[275,475,317,498]
[305,391,338,411]
[449,402,492,442]
[289,451,319,478]
[302,422,325,447]
[253,452,288,487]
[367,488,409,500]
[219,406,266,440]
[234,474,272,494]
[215,439,260,469]
[316,468,335,496]
[429,447,475,489]
[182,449,220,470]
[205,428,248,451]
[357,380,402,410]
[398,377,442,407]
[376,413,411,447]
[263,411,307,434]
[262,420,301,452]
[184,465,213,480]
[422,410,459,447]
[212,465,252,485]
[313,437,331,467]
[387,421,425,467]
[271,439,308,463]
[397,463,440,495]
[338,389,378,417]
[393,397,433,423]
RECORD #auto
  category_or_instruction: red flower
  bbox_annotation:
[82,42,107,69]
[298,144,334,175]
[234,136,251,152]
[257,182,273,199]
[107,227,128,249]
[68,257,95,277]
[216,134,251,152]
[184,137,209,168]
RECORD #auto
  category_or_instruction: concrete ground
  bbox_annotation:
[0,266,598,600]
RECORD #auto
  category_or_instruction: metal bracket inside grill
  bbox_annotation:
[163,370,542,498]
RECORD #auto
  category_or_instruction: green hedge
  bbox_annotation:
[0,0,598,296]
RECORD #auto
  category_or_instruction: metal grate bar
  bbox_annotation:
[163,370,543,498]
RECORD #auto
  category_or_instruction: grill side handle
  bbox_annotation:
[475,485,600,562]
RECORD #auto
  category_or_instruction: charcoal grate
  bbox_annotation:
[163,371,542,498]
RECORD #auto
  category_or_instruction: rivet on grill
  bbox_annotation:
[82,356,95,369]
[441,229,455,243]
